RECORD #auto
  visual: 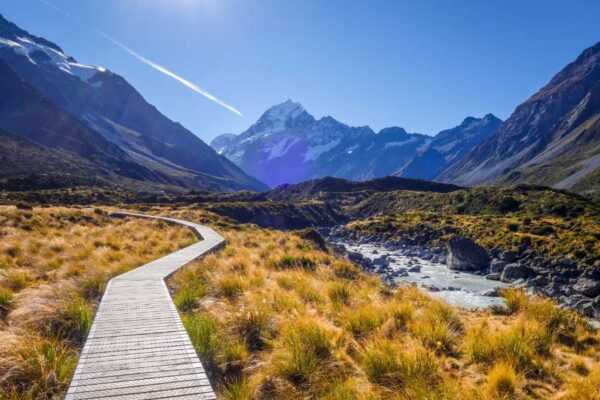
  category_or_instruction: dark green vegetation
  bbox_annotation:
[268,176,461,202]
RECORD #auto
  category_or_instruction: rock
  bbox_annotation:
[499,250,518,263]
[446,238,490,271]
[485,273,502,281]
[347,252,363,263]
[481,288,500,297]
[298,228,329,253]
[372,250,379,255]
[360,258,373,269]
[408,265,422,273]
[372,256,390,267]
[528,275,549,287]
[574,299,596,317]
[490,259,507,273]
[572,278,600,297]
[391,268,409,278]
[501,263,535,283]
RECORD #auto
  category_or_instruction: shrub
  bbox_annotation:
[273,320,334,386]
[0,287,14,318]
[183,314,221,370]
[220,378,253,400]
[498,196,520,213]
[503,289,529,314]
[174,282,206,311]
[234,308,272,351]
[217,277,246,299]
[465,319,551,373]
[485,362,521,399]
[328,282,351,307]
[271,253,317,271]
[344,305,386,338]
[332,261,359,280]
[357,338,438,390]
[562,365,600,400]
[15,201,33,211]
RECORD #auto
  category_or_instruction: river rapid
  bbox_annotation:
[339,241,510,309]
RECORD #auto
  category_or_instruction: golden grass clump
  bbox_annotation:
[484,361,522,399]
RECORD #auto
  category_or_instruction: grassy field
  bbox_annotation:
[1,204,599,399]
[161,208,600,400]
[0,206,196,399]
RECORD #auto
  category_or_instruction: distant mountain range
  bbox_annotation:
[0,15,266,192]
[2,13,598,197]
[441,41,600,196]
[211,100,501,187]
[214,40,600,196]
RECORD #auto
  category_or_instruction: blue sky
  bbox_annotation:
[3,0,600,141]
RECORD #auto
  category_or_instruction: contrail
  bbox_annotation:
[97,31,243,116]
[37,0,243,116]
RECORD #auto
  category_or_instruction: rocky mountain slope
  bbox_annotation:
[0,15,266,192]
[212,100,500,188]
[397,114,502,180]
[440,41,600,196]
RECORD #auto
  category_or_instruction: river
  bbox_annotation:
[340,241,510,309]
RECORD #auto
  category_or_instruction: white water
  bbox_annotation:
[344,242,510,309]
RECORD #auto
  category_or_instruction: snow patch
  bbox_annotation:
[304,139,340,161]
[265,137,300,160]
[383,137,419,149]
[0,35,106,83]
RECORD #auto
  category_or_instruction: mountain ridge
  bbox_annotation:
[0,14,267,192]
[440,40,600,195]
[212,101,500,187]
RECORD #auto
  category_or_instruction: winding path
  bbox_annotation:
[65,212,225,400]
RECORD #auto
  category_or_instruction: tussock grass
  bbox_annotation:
[0,206,196,399]
[484,362,522,399]
[162,208,600,400]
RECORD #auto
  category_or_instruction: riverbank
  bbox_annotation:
[324,225,600,318]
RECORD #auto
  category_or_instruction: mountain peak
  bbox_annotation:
[262,99,305,121]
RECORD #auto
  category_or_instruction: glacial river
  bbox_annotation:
[342,242,510,309]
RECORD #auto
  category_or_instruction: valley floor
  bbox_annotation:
[0,204,599,399]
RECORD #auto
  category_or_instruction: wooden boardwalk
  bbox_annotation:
[65,212,224,400]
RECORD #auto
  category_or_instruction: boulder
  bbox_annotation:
[347,252,363,263]
[446,238,490,271]
[485,273,502,281]
[490,259,507,273]
[408,265,422,273]
[481,289,500,297]
[572,278,600,297]
[499,250,518,263]
[501,263,535,283]
[528,275,549,287]
[372,256,390,267]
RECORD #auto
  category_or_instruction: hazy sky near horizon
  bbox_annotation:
[3,0,600,141]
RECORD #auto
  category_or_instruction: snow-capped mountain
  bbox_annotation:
[0,14,266,192]
[212,101,500,187]
[212,100,432,187]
